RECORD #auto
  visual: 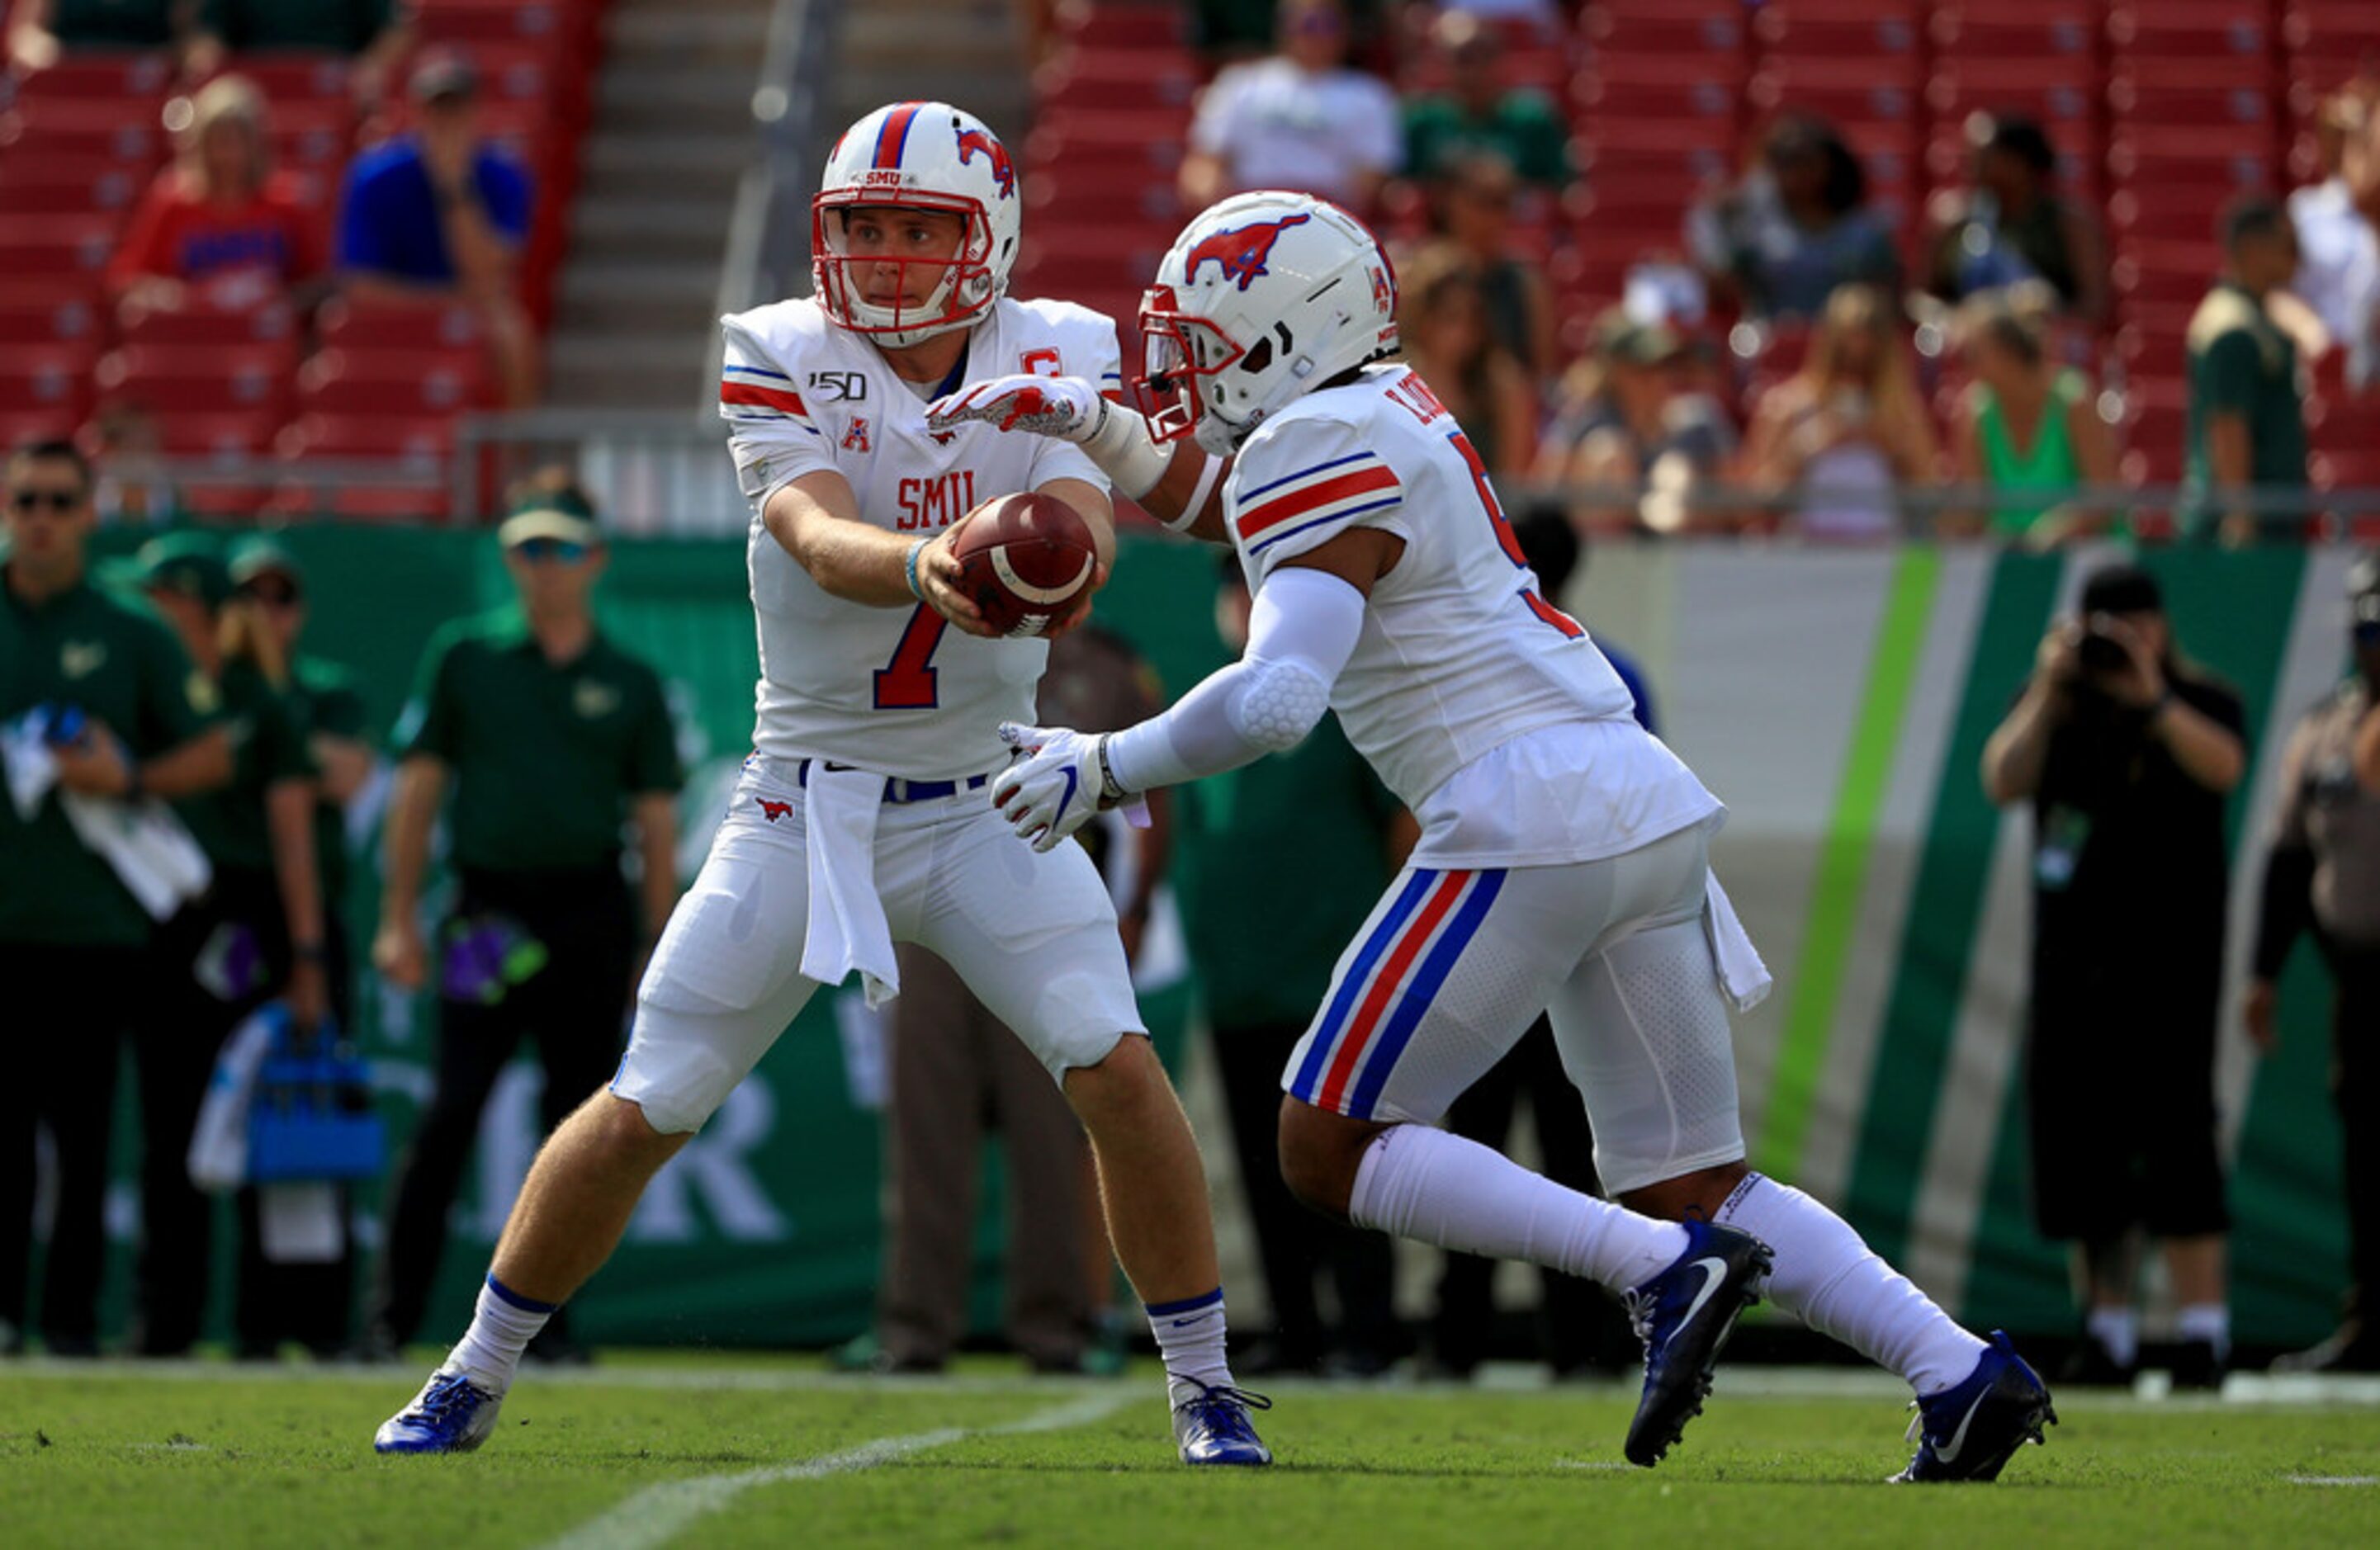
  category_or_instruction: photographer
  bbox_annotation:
[1983,565,2247,1387]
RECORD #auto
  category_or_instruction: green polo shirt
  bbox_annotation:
[0,569,213,947]
[51,0,177,45]
[173,657,313,876]
[1181,718,1403,1029]
[399,610,681,876]
[201,0,391,52]
[2184,281,2310,536]
[1403,91,1573,187]
[284,653,367,912]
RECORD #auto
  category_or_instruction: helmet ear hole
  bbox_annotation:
[1242,338,1274,374]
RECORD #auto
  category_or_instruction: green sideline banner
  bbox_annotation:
[64,529,2360,1349]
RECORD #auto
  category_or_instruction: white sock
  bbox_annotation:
[1714,1173,1986,1396]
[1346,1124,1687,1291]
[446,1274,556,1392]
[2086,1305,2140,1368]
[2175,1302,2230,1360]
[1145,1289,1234,1406]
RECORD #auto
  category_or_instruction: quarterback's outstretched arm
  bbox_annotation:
[995,531,1400,851]
[929,374,1233,544]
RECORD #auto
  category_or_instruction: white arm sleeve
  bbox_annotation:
[1103,566,1365,793]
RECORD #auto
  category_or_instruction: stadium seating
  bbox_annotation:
[0,0,604,521]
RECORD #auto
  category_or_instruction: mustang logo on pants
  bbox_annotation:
[756,798,793,823]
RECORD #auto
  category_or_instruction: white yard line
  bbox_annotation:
[538,1392,1132,1550]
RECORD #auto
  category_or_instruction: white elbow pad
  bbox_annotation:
[1228,656,1331,751]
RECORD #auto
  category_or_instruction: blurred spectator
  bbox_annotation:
[6,0,201,71]
[2288,83,2380,393]
[1922,112,2108,324]
[2185,199,2309,546]
[363,478,681,1363]
[842,626,1169,1378]
[1740,284,1941,540]
[1427,507,1632,1382]
[1180,0,1399,215]
[188,1,413,108]
[0,439,228,1358]
[122,532,338,1359]
[2249,553,2380,1375]
[1394,246,1535,482]
[336,51,537,406]
[1687,114,1900,323]
[1535,308,1736,535]
[1947,288,2118,547]
[1413,149,1554,379]
[1983,563,2248,1388]
[1400,7,1569,190]
[1184,557,1404,1377]
[106,74,330,324]
[88,399,182,525]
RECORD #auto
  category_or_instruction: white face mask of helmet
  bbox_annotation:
[1136,191,1399,456]
[811,101,1022,347]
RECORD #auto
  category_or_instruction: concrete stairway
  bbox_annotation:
[545,0,770,409]
[544,0,1033,411]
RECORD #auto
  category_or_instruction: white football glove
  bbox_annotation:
[992,721,1110,853]
[927,374,1104,442]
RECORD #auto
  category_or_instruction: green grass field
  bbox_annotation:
[3,1356,2378,1548]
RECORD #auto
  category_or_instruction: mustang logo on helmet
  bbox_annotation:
[954,125,1015,201]
[1184,212,1310,291]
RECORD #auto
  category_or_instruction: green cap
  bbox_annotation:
[229,537,305,590]
[497,484,602,550]
[121,531,234,609]
[1592,307,1685,367]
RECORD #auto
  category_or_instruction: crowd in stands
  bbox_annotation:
[0,0,592,519]
[1024,0,2380,543]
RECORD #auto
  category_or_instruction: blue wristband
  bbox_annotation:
[904,537,928,600]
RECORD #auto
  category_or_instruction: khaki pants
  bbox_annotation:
[876,943,1095,1367]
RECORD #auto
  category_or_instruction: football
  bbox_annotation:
[948,491,1099,637]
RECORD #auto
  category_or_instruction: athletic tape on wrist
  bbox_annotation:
[1080,396,1173,500]
[904,536,928,600]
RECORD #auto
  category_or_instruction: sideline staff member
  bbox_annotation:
[0,439,229,1355]
[366,481,681,1360]
[2249,554,2380,1374]
[1983,563,2248,1387]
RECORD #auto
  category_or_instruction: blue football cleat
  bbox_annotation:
[1171,1378,1274,1466]
[374,1368,504,1454]
[1621,1220,1772,1467]
[1894,1330,2056,1483]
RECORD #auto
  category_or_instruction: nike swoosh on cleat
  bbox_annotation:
[1933,1387,1992,1465]
[1674,1257,1730,1335]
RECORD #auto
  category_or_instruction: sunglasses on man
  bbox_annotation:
[8,489,81,514]
[513,537,589,565]
[238,579,303,608]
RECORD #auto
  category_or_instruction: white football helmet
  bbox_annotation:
[811,101,1022,347]
[1137,191,1399,456]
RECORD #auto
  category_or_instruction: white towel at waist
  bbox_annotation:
[798,763,901,1008]
[1703,871,1772,1014]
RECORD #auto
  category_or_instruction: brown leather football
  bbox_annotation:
[949,491,1098,637]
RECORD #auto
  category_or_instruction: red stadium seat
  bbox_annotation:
[2108,65,2279,131]
[1054,0,1188,51]
[296,348,489,416]
[1752,1,1923,64]
[97,343,298,417]
[7,52,174,101]
[278,411,455,462]
[0,98,165,164]
[149,410,281,461]
[1748,62,1922,132]
[0,287,102,346]
[120,303,302,349]
[216,54,354,103]
[1036,47,1199,114]
[0,155,144,216]
[0,344,97,418]
[1572,62,1744,127]
[0,215,125,281]
[2108,4,2274,63]
[411,0,568,46]
[318,297,485,351]
[1929,3,2100,64]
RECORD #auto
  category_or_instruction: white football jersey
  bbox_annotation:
[718,295,1121,779]
[1226,363,1720,864]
